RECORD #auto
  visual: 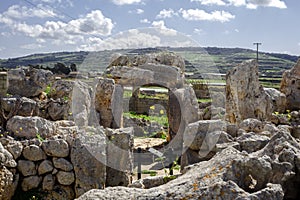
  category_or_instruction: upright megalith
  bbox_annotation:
[94,78,123,129]
[0,72,8,96]
[280,59,300,111]
[226,60,273,124]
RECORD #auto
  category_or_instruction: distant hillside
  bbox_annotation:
[0,47,298,78]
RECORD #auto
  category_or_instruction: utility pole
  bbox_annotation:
[253,42,262,63]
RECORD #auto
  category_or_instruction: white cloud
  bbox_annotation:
[194,28,205,35]
[234,29,239,32]
[191,0,226,6]
[191,0,287,9]
[151,20,177,36]
[2,4,58,19]
[247,0,287,9]
[129,8,144,14]
[156,9,177,19]
[180,9,235,23]
[0,9,114,45]
[80,30,161,51]
[227,0,246,7]
[140,18,151,24]
[111,0,142,5]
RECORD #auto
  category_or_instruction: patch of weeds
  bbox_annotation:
[123,112,168,127]
[44,84,52,96]
[36,133,44,142]
[141,170,157,176]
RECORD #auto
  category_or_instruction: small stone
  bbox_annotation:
[42,174,55,191]
[0,143,17,168]
[17,160,36,176]
[23,144,46,161]
[38,160,54,175]
[5,140,23,160]
[53,157,73,171]
[42,139,69,157]
[21,176,42,191]
[56,171,75,186]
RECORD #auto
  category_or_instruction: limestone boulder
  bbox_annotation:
[42,139,69,157]
[21,175,42,191]
[42,174,55,191]
[0,97,39,117]
[6,116,55,139]
[1,139,23,160]
[280,59,300,111]
[8,68,53,97]
[226,60,273,124]
[0,142,17,168]
[49,80,74,99]
[22,144,46,161]
[17,160,36,176]
[264,88,286,113]
[236,132,270,153]
[238,118,264,133]
[71,81,91,127]
[0,166,17,200]
[105,127,134,187]
[71,128,106,197]
[76,147,284,200]
[94,78,123,128]
[53,157,73,171]
[38,160,54,175]
[56,171,75,186]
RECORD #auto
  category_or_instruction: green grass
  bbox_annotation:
[124,112,168,127]
[141,170,157,176]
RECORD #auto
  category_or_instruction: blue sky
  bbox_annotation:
[0,0,299,58]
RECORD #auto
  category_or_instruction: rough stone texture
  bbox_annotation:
[181,120,229,168]
[38,160,54,175]
[42,139,69,157]
[105,127,134,187]
[18,160,36,176]
[1,97,39,117]
[94,78,123,128]
[53,157,73,171]
[226,60,273,124]
[42,174,55,191]
[48,100,70,121]
[107,52,185,89]
[2,139,23,160]
[6,116,55,139]
[71,80,91,127]
[71,128,106,198]
[21,175,42,191]
[23,144,46,161]
[107,64,184,90]
[264,88,286,113]
[77,147,285,200]
[238,118,264,133]
[183,120,227,151]
[0,72,8,96]
[236,132,270,153]
[280,59,300,111]
[49,80,74,99]
[8,68,53,97]
[0,166,17,200]
[108,52,185,73]
[168,85,199,141]
[56,171,75,186]
[0,142,17,168]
